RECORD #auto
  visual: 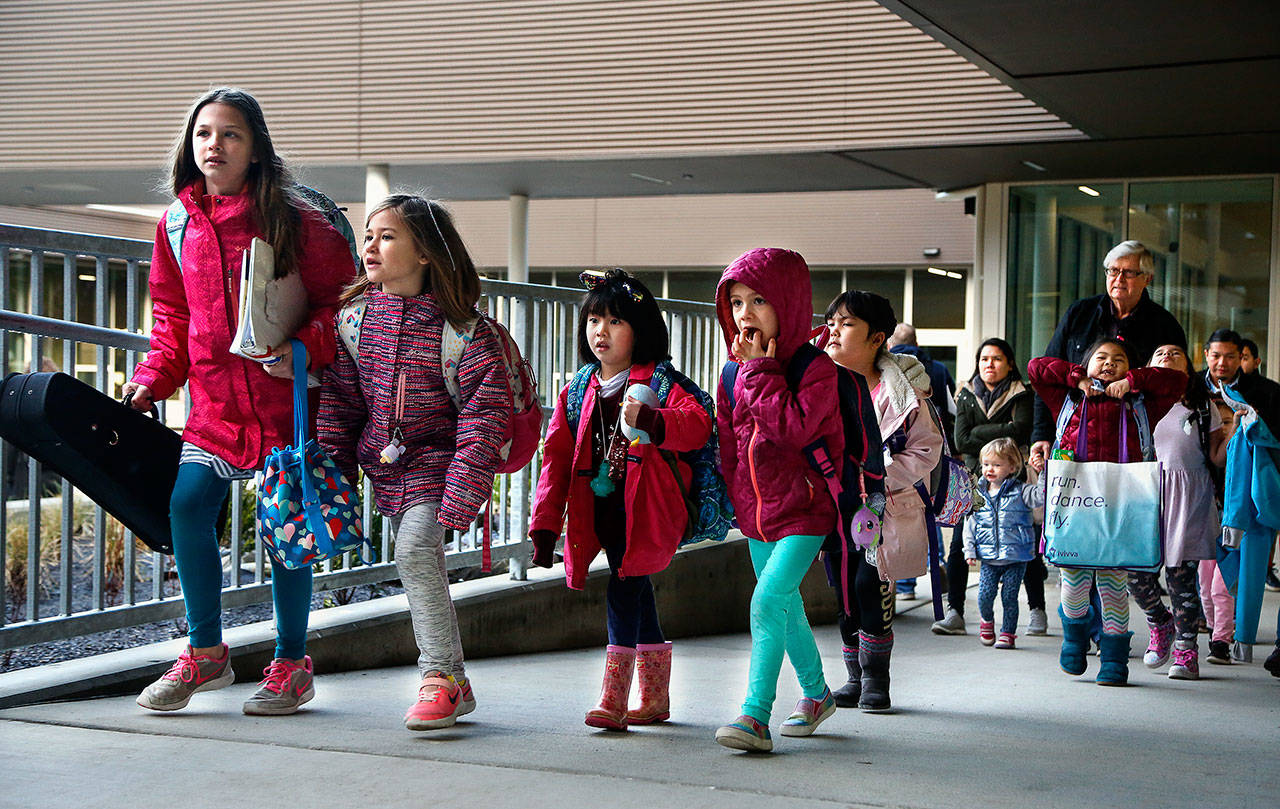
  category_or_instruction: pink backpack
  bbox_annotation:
[338,297,542,473]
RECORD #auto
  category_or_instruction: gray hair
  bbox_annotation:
[1103,240,1154,276]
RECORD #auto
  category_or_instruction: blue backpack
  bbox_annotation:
[565,362,733,546]
[164,184,360,271]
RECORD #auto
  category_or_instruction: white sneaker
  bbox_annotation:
[1027,608,1049,636]
[931,608,967,635]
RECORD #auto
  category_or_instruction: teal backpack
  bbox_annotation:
[164,184,360,271]
[565,362,733,546]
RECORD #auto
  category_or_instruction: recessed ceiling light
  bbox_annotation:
[1022,160,1047,172]
[1078,185,1101,197]
[927,267,948,276]
[629,172,670,185]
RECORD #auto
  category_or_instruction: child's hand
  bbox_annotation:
[264,343,307,379]
[621,396,644,428]
[121,381,154,412]
[1105,378,1131,398]
[1079,377,1103,397]
[966,557,977,566]
[732,329,776,362]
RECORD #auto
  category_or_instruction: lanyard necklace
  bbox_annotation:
[589,388,628,497]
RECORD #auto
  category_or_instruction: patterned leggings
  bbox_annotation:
[1060,567,1129,635]
[1128,561,1201,642]
[977,561,1027,635]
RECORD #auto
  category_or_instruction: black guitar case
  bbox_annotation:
[0,372,181,553]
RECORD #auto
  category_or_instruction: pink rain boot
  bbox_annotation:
[627,641,672,725]
[585,645,636,731]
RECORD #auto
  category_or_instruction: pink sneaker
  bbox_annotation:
[979,621,996,646]
[405,673,463,731]
[994,632,1016,649]
[456,674,477,718]
[136,644,234,711]
[242,656,315,715]
[1168,642,1199,680]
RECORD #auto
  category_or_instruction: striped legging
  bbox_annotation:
[1060,567,1129,635]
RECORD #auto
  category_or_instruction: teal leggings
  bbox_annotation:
[743,534,828,724]
[171,462,313,660]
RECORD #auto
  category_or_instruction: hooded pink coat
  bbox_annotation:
[132,179,357,469]
[714,248,844,542]
[529,362,713,589]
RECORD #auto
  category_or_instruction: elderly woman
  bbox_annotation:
[1028,240,1187,472]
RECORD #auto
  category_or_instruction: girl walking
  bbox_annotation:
[823,291,940,711]
[1130,344,1229,679]
[127,87,358,714]
[1029,339,1185,685]
[713,248,842,753]
[963,438,1044,649]
[529,269,713,731]
[317,194,512,731]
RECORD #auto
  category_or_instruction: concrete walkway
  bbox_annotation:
[2,592,1278,809]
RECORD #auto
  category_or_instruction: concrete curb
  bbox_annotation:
[0,534,863,708]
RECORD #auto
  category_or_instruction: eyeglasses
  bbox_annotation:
[1104,266,1145,279]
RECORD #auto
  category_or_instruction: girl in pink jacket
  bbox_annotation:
[824,291,941,712]
[126,88,357,715]
[530,269,713,731]
[713,248,844,754]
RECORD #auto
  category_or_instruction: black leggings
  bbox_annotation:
[600,534,664,647]
[946,522,1047,614]
[1128,561,1200,642]
[826,547,894,646]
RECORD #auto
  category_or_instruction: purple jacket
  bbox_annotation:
[714,248,843,542]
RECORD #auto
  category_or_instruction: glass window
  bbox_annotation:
[1128,178,1273,356]
[1006,183,1124,364]
[810,269,845,318]
[845,270,905,322]
[665,270,718,304]
[913,267,967,329]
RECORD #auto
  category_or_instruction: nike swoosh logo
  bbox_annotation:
[448,693,459,705]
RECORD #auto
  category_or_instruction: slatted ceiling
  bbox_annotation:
[0,0,1080,171]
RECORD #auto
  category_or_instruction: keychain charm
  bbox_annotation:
[590,461,615,497]
[380,428,405,464]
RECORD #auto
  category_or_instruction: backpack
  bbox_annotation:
[720,343,887,547]
[565,362,733,546]
[337,296,542,474]
[165,184,361,272]
[914,398,977,529]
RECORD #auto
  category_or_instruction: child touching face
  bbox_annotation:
[727,282,779,361]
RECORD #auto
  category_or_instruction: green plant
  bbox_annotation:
[4,507,64,622]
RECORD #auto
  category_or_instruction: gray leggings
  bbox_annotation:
[392,503,465,678]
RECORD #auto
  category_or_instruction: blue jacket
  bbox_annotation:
[963,477,1044,563]
[1221,386,1280,535]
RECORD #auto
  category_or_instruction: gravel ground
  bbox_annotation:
[0,581,403,673]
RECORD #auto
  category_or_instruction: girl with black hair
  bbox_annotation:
[128,87,357,715]
[529,269,714,731]
[823,290,940,712]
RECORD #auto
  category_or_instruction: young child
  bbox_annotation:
[528,269,713,731]
[713,248,843,753]
[126,88,357,715]
[1029,339,1185,685]
[1127,345,1229,679]
[823,291,939,711]
[963,438,1044,649]
[317,194,511,731]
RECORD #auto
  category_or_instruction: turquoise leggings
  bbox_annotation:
[171,462,312,660]
[743,534,828,724]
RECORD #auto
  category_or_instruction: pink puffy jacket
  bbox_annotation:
[714,248,844,542]
[132,179,357,469]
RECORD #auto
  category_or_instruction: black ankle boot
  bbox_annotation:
[832,645,861,707]
[1265,642,1280,678]
[858,630,893,712]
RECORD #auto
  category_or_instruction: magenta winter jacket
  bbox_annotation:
[714,248,844,542]
[316,288,511,529]
[530,362,712,590]
[132,179,356,470]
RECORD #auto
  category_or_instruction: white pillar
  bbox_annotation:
[365,164,390,217]
[507,192,530,580]
[508,193,529,283]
